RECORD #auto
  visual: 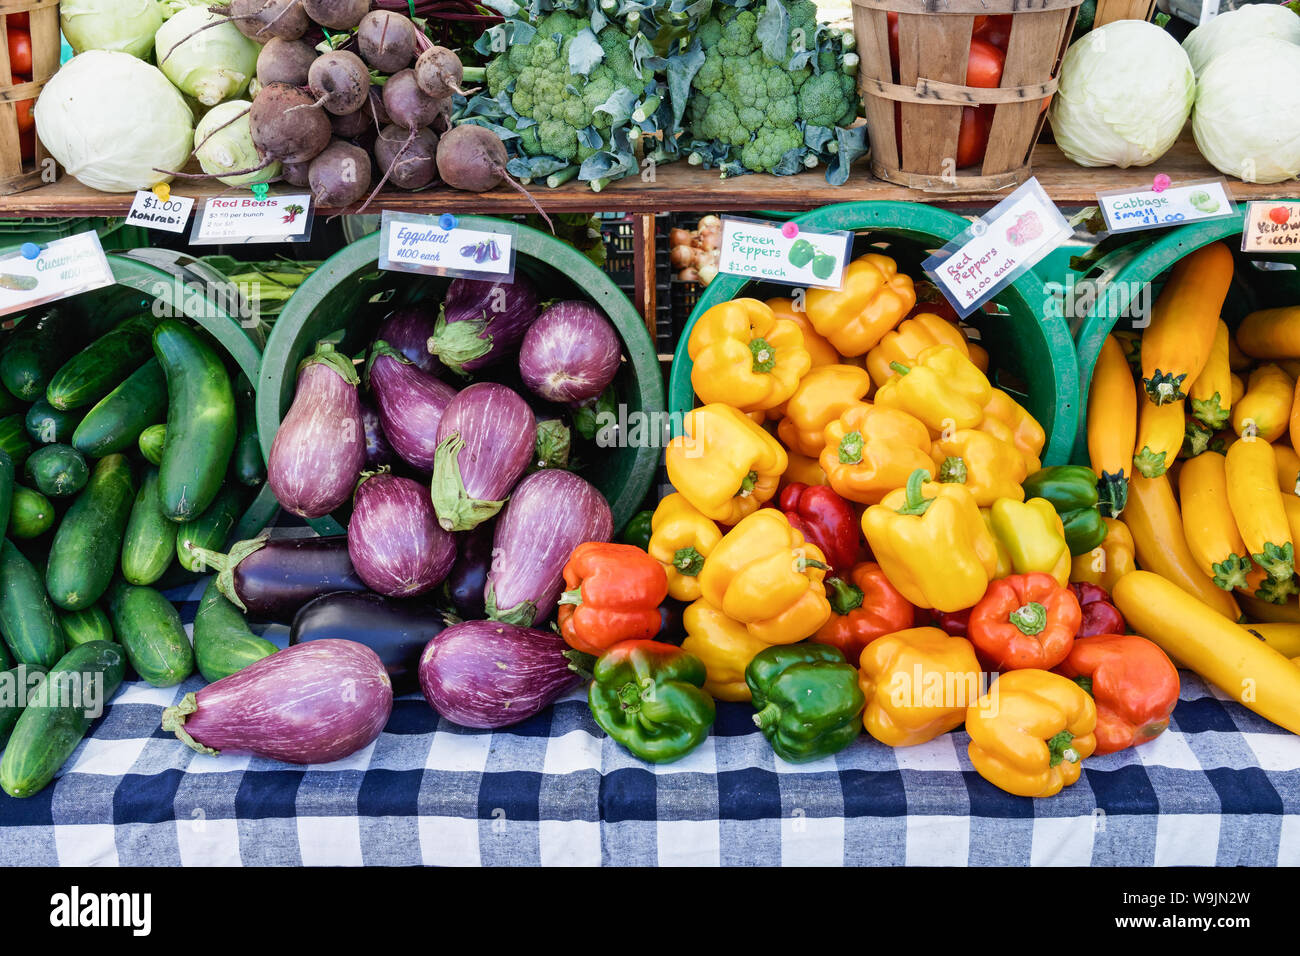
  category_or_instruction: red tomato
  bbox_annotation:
[975,14,1013,51]
[972,15,988,33]
[956,105,992,169]
[887,11,900,81]
[7,29,30,76]
[966,37,1005,88]
[8,12,28,28]
[18,127,33,161]
[13,94,33,134]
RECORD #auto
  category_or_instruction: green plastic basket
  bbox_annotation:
[257,219,664,535]
[667,201,1080,466]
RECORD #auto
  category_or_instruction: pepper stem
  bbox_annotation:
[1009,601,1047,635]
[1074,676,1093,697]
[738,470,758,497]
[1047,730,1078,767]
[938,456,967,484]
[893,469,934,516]
[752,702,781,731]
[672,546,704,577]
[749,337,776,373]
[825,576,865,614]
[617,680,642,714]
[889,361,910,376]
[838,430,864,465]
[557,587,584,607]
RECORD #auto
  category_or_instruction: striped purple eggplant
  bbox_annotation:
[161,640,393,764]
[485,469,612,626]
[366,340,458,472]
[348,471,456,597]
[374,305,444,377]
[359,395,395,470]
[430,382,535,532]
[267,342,366,518]
[425,275,541,375]
[518,300,622,404]
[417,620,588,729]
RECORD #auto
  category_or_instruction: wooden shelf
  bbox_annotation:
[3,136,1298,218]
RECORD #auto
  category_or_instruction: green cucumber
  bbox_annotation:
[0,309,76,401]
[70,359,168,457]
[232,373,265,487]
[0,413,34,470]
[25,400,82,445]
[121,468,177,586]
[0,664,46,747]
[193,576,276,683]
[0,539,66,668]
[176,483,244,573]
[58,605,114,647]
[46,454,136,610]
[153,321,236,520]
[106,580,193,687]
[25,444,90,498]
[0,448,12,541]
[139,424,166,466]
[45,313,161,411]
[8,485,55,539]
[0,641,125,798]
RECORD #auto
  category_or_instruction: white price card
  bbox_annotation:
[125,190,195,233]
[379,211,516,282]
[923,178,1072,319]
[1097,178,1236,234]
[716,216,854,290]
[1242,202,1300,253]
[190,194,313,245]
[0,232,115,320]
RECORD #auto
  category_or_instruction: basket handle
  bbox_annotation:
[861,75,1059,105]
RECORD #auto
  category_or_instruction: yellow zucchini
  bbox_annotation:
[1225,437,1296,591]
[1246,622,1300,658]
[1232,363,1293,443]
[1178,451,1252,590]
[1087,334,1137,516]
[1188,320,1232,430]
[1237,307,1300,359]
[1278,443,1300,496]
[1133,396,1185,478]
[1140,242,1234,404]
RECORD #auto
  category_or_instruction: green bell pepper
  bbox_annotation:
[588,640,715,763]
[619,509,655,552]
[745,644,864,763]
[1022,465,1108,558]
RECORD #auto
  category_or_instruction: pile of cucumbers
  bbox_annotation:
[0,304,266,798]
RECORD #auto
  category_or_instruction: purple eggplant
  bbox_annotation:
[417,620,588,729]
[374,305,444,377]
[188,533,368,623]
[359,395,395,470]
[366,340,458,472]
[445,521,494,619]
[485,469,612,626]
[348,472,456,597]
[518,300,622,405]
[291,591,445,695]
[430,382,535,532]
[162,640,392,764]
[425,274,541,375]
[268,342,367,518]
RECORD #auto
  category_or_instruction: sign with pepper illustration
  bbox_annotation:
[715,216,853,290]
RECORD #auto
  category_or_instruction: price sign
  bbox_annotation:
[379,211,517,282]
[1097,178,1236,234]
[923,178,1072,319]
[1242,202,1300,253]
[190,194,313,245]
[715,217,854,290]
[0,232,115,319]
[125,189,194,233]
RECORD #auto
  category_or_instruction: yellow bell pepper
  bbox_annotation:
[680,599,772,702]
[1069,517,1135,592]
[930,428,1027,507]
[875,345,993,434]
[967,340,989,373]
[1232,363,1293,443]
[766,297,839,369]
[688,298,812,413]
[858,627,985,747]
[966,669,1098,798]
[981,509,1015,579]
[988,497,1070,587]
[980,389,1046,476]
[804,253,916,357]
[819,402,934,505]
[780,447,827,490]
[862,469,1000,612]
[665,403,787,525]
[647,493,723,603]
[775,364,873,458]
[865,313,970,389]
[697,509,831,645]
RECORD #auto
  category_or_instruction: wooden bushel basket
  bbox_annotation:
[0,0,59,196]
[852,0,1083,192]
[1092,0,1157,28]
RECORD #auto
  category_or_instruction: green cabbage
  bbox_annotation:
[155,6,259,107]
[195,100,281,187]
[1182,4,1300,75]
[60,0,164,60]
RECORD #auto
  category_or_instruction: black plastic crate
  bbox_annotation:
[598,212,673,355]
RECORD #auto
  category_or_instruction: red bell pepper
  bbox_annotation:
[558,542,668,656]
[780,482,860,573]
[1054,634,1179,755]
[1070,582,1126,638]
[811,561,915,665]
[968,572,1081,671]
[928,606,972,638]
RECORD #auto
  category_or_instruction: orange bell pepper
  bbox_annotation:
[558,542,668,656]
[967,572,1081,671]
[1053,634,1179,755]
[812,561,916,665]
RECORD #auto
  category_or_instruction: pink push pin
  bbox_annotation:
[1152,173,1171,193]
[781,222,799,238]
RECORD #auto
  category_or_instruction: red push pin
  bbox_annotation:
[1152,173,1171,193]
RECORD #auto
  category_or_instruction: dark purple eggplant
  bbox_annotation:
[430,382,535,532]
[425,274,541,375]
[187,533,368,623]
[348,472,455,597]
[445,521,494,619]
[366,340,458,472]
[417,620,588,729]
[485,470,612,627]
[373,306,444,377]
[359,395,395,470]
[267,342,366,518]
[291,591,445,695]
[518,300,622,404]
[162,640,392,764]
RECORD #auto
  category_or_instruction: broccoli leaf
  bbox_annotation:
[755,0,790,63]
[459,117,521,142]
[578,125,605,149]
[593,87,639,126]
[481,0,522,15]
[803,124,834,152]
[568,28,606,74]
[507,155,571,180]
[771,146,806,176]
[474,19,538,57]
[826,124,868,186]
[666,41,705,129]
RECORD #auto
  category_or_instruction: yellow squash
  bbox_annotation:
[1188,320,1233,430]
[1232,363,1293,443]
[1225,437,1296,586]
[1177,451,1252,591]
[1087,334,1137,516]
[1244,622,1300,658]
[1133,395,1185,478]
[1276,443,1300,496]
[1139,241,1234,404]
[1237,306,1300,359]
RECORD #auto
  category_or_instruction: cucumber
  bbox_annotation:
[0,448,12,541]
[0,309,76,401]
[0,664,46,747]
[0,539,66,667]
[58,605,114,647]
[0,641,125,798]
[8,485,55,539]
[176,483,244,573]
[45,454,136,610]
[121,468,177,586]
[0,413,34,470]
[106,580,194,687]
[139,424,166,466]
[70,359,168,457]
[232,373,265,487]
[25,400,82,445]
[153,321,236,520]
[25,444,89,498]
[45,313,161,411]
[193,576,277,683]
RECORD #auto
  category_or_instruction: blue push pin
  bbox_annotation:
[438,213,457,230]
[20,242,39,260]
